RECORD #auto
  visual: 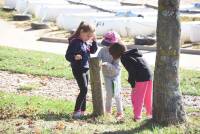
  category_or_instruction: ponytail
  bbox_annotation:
[68,21,95,42]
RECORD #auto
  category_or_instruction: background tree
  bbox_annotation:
[153,0,186,124]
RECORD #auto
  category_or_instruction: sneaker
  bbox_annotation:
[116,113,124,121]
[72,111,82,119]
[133,117,141,122]
[81,111,86,116]
[146,114,152,119]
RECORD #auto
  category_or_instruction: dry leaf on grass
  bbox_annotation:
[55,121,65,130]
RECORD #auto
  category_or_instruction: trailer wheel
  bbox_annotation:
[134,35,156,45]
[31,22,49,29]
[3,6,14,12]
[13,14,31,21]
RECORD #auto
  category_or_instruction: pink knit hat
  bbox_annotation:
[101,31,121,46]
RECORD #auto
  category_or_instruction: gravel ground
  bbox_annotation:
[0,71,199,109]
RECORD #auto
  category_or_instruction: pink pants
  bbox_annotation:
[131,80,153,119]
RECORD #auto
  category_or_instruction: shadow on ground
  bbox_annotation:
[103,119,155,134]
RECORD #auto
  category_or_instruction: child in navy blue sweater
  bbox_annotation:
[65,21,97,119]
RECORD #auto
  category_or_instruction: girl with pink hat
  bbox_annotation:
[97,31,124,121]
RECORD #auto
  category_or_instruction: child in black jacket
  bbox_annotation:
[65,21,97,119]
[109,43,153,121]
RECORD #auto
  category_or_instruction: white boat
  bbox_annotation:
[93,17,200,42]
[56,13,200,42]
[189,22,200,42]
[35,5,97,22]
[56,13,116,30]
[4,0,17,9]
[25,0,68,15]
[57,15,157,37]
[15,0,69,14]
[16,0,28,13]
[181,22,192,42]
[94,17,157,37]
[180,4,200,13]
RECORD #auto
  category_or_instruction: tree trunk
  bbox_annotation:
[153,0,186,124]
[89,57,105,116]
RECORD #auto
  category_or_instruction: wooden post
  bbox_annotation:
[89,57,104,116]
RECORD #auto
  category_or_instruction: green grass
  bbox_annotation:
[0,92,199,134]
[180,69,200,96]
[0,46,73,79]
[0,91,76,120]
[0,46,200,95]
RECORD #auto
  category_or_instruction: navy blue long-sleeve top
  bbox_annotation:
[65,38,97,71]
[121,49,152,88]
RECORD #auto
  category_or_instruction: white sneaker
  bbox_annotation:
[116,113,124,122]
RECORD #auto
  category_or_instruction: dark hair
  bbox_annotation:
[109,42,126,59]
[69,21,95,41]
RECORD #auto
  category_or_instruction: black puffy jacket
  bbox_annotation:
[121,49,152,88]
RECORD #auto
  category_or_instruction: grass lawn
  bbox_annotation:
[180,69,200,96]
[0,46,73,79]
[0,46,200,96]
[0,92,199,134]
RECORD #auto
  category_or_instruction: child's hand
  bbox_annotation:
[75,54,82,60]
[87,33,96,45]
[91,32,97,41]
[100,62,107,70]
[90,33,97,42]
[101,62,108,67]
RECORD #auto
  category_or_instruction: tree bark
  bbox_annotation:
[89,57,105,116]
[153,0,186,124]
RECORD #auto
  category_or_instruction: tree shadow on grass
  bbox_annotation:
[45,113,117,125]
[103,119,156,134]
[20,112,129,126]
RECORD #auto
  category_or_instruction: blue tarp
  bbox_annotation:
[115,11,138,17]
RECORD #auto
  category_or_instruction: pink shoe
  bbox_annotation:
[133,117,141,122]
